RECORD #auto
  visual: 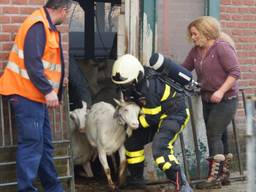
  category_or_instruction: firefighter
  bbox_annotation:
[111,54,193,192]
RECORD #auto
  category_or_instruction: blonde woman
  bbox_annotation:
[182,16,240,189]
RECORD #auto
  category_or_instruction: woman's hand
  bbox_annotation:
[210,89,224,103]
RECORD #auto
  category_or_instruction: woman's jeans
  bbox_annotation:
[202,98,238,156]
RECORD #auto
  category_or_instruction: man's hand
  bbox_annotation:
[45,90,59,108]
[63,76,69,87]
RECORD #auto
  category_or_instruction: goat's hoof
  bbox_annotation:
[109,184,120,192]
[113,188,121,192]
[118,175,127,187]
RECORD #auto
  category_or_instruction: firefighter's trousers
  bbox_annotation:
[125,108,190,182]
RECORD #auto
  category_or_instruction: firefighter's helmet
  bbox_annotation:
[111,54,144,85]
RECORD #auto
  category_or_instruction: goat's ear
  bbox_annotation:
[113,98,121,106]
[69,112,77,125]
[70,111,74,118]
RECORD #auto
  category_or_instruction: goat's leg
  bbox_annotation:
[98,150,116,191]
[82,162,94,178]
[118,145,127,187]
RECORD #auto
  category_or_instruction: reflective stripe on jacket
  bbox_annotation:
[0,8,62,103]
[123,67,185,128]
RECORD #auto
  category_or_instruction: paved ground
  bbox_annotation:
[75,177,247,192]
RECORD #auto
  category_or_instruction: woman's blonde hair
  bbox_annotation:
[219,32,236,50]
[187,16,221,42]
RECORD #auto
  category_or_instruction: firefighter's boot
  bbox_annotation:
[165,167,193,192]
[180,170,193,192]
[221,153,233,185]
[196,154,225,189]
[125,163,146,189]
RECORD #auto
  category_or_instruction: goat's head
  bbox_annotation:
[113,99,140,131]
[69,101,88,133]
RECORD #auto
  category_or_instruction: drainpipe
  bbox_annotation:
[162,0,170,55]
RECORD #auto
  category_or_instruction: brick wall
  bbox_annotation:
[220,0,256,129]
[0,0,69,74]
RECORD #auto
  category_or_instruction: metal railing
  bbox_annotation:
[246,96,256,192]
[182,89,246,184]
[0,89,75,191]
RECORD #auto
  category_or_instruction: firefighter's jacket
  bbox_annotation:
[122,67,187,128]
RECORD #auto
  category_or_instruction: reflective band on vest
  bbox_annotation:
[6,61,60,89]
[11,44,62,73]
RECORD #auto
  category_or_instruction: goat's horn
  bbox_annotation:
[120,91,124,103]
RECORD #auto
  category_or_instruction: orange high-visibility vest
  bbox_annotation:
[0,8,62,103]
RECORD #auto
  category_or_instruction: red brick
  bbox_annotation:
[2,6,19,14]
[249,81,256,86]
[11,0,28,4]
[244,88,256,95]
[2,24,20,33]
[231,14,243,20]
[248,7,256,13]
[19,7,37,15]
[0,0,10,3]
[232,0,243,5]
[0,16,10,23]
[0,52,9,61]
[239,59,255,64]
[231,29,256,36]
[237,7,249,13]
[2,42,13,50]
[249,65,256,72]
[238,80,250,87]
[240,65,250,71]
[221,6,239,13]
[28,0,45,5]
[11,15,26,23]
[221,0,232,5]
[237,51,248,57]
[0,34,10,41]
[244,0,255,6]
[241,72,256,80]
[243,14,256,21]
[220,14,231,20]
[248,23,256,28]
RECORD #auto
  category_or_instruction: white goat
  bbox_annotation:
[70,102,96,178]
[85,99,140,190]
